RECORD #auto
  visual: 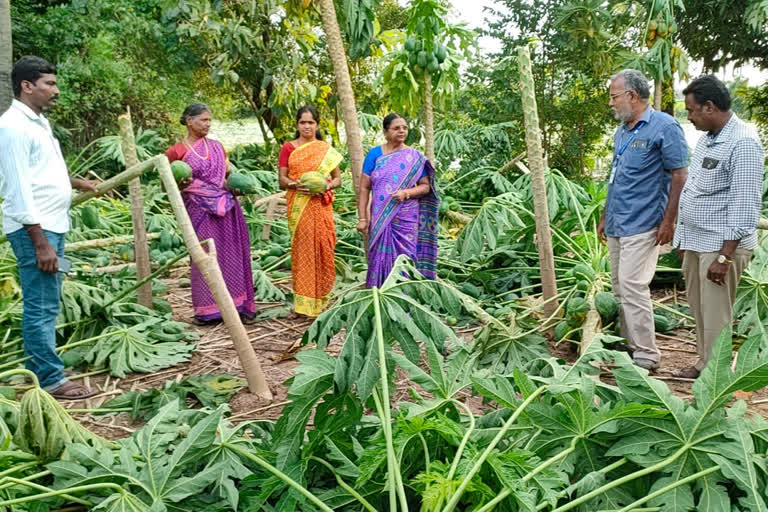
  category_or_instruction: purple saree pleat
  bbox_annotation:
[366,147,439,288]
[181,138,255,320]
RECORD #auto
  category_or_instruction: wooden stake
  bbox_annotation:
[118,109,153,308]
[156,156,273,400]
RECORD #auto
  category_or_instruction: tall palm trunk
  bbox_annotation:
[517,45,558,319]
[423,72,435,162]
[0,0,12,114]
[118,110,153,308]
[317,0,363,194]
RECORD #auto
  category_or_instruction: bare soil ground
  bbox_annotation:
[60,275,768,441]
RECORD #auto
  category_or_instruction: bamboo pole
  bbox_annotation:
[118,109,153,308]
[71,154,163,206]
[156,155,272,400]
[517,45,559,319]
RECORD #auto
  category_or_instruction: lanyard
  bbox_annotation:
[616,126,640,156]
[615,111,653,157]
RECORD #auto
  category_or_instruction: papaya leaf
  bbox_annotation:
[452,192,527,262]
[253,268,285,302]
[84,323,196,378]
[50,401,225,510]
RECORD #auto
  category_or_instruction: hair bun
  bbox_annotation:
[179,116,187,126]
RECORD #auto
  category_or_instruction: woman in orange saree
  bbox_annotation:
[278,106,342,317]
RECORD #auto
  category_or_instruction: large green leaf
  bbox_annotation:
[84,322,196,377]
[733,237,768,338]
[452,192,527,262]
[50,402,224,509]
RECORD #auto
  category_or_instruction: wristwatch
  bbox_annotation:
[716,254,732,265]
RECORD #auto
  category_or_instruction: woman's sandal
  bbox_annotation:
[49,381,98,400]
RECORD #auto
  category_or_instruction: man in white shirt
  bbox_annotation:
[0,56,97,399]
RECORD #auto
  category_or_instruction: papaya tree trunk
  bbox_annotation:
[517,45,558,319]
[66,233,160,252]
[156,156,273,400]
[0,0,12,114]
[72,155,164,206]
[653,78,662,110]
[424,72,436,162]
[118,110,153,308]
[661,76,675,116]
[317,0,364,194]
[580,281,603,354]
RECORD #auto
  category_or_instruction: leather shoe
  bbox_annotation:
[633,358,659,371]
[673,366,700,379]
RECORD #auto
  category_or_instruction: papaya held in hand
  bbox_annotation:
[299,171,328,194]
[171,160,192,181]
[226,172,259,194]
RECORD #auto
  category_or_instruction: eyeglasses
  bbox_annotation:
[609,90,631,101]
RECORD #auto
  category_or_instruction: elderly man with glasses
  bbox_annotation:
[597,69,689,371]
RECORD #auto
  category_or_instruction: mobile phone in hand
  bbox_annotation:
[58,256,72,274]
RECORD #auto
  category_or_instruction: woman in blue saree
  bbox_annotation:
[356,114,439,287]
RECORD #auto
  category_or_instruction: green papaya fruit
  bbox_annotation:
[417,50,428,68]
[80,205,100,229]
[427,56,439,73]
[160,230,173,251]
[435,45,447,63]
[227,172,259,194]
[594,292,619,320]
[171,160,192,181]
[554,321,570,342]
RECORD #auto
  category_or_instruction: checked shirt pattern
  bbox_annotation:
[674,114,765,253]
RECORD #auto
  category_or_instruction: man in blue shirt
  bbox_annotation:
[598,69,688,371]
[0,57,96,399]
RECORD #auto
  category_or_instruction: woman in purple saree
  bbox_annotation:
[357,114,439,287]
[165,103,256,324]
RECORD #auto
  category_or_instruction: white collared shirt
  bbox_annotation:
[0,99,72,234]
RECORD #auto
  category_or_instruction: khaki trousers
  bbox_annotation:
[607,229,660,363]
[682,249,751,371]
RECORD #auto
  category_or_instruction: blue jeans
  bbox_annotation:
[7,229,67,391]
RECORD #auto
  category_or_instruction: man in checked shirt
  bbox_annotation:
[673,75,765,379]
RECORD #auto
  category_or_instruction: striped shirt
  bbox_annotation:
[0,100,72,234]
[673,114,765,253]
